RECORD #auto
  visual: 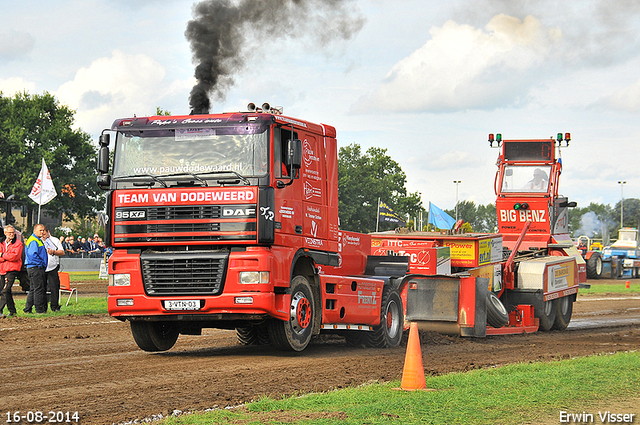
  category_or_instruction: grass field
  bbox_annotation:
[156,351,639,424]
[11,297,106,316]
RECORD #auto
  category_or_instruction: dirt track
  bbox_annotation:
[1,279,639,424]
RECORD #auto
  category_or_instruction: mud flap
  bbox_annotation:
[404,275,487,337]
[460,277,488,338]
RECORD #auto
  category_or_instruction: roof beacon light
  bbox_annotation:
[496,133,502,143]
[488,133,495,146]
[564,133,571,142]
[557,133,563,143]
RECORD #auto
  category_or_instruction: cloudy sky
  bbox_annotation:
[1,0,639,213]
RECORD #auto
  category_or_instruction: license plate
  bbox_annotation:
[164,300,201,310]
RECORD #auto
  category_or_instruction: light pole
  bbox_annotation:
[453,180,461,221]
[618,180,626,228]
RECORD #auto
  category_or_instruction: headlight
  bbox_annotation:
[110,273,131,286]
[239,271,269,284]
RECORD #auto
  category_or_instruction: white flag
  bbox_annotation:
[28,158,57,205]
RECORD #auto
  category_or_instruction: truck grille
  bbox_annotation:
[146,205,221,220]
[141,252,228,296]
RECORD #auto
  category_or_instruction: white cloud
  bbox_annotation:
[0,30,35,60]
[55,50,192,136]
[353,14,562,113]
[0,77,37,95]
[602,77,640,112]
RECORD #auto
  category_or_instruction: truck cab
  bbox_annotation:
[96,105,404,353]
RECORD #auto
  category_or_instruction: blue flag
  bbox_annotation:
[428,202,456,230]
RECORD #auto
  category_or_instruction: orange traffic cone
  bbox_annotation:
[626,281,630,289]
[399,322,430,391]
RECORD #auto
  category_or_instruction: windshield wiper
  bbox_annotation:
[162,172,208,187]
[112,174,167,188]
[194,171,250,185]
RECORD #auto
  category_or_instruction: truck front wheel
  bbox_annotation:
[551,296,573,330]
[536,300,557,331]
[269,275,315,352]
[130,321,179,352]
[366,288,403,348]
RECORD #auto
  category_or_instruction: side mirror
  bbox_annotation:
[99,133,110,147]
[287,139,302,171]
[97,174,111,190]
[97,146,110,174]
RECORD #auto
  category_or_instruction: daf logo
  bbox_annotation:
[222,207,256,217]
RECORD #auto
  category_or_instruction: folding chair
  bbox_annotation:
[58,272,77,306]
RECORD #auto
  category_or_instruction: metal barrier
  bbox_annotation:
[59,258,103,272]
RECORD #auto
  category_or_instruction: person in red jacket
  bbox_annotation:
[0,225,23,318]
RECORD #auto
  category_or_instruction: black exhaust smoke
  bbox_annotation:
[185,0,365,114]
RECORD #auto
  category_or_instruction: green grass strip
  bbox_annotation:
[7,297,107,317]
[158,351,640,425]
[580,282,640,295]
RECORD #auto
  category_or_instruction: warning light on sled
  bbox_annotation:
[514,203,529,210]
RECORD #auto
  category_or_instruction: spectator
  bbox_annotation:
[72,236,86,257]
[43,227,64,312]
[63,236,77,258]
[23,224,48,314]
[96,238,107,255]
[0,225,23,319]
[86,237,101,257]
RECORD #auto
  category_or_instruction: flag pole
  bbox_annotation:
[38,172,42,223]
[376,198,380,232]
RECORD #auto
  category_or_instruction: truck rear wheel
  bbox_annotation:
[366,288,403,348]
[586,252,603,279]
[268,276,315,352]
[486,293,509,328]
[130,321,179,352]
[551,296,573,330]
[536,300,557,332]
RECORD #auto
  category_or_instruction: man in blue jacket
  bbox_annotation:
[24,224,48,314]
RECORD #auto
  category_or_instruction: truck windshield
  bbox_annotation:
[501,165,551,193]
[112,127,269,179]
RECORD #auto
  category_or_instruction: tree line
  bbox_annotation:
[2,91,636,244]
[0,91,103,233]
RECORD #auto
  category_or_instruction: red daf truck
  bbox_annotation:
[96,105,408,352]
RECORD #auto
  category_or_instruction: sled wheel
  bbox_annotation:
[551,296,573,330]
[343,332,367,347]
[130,321,179,352]
[269,275,315,352]
[366,288,403,348]
[536,299,557,331]
[586,252,603,279]
[486,292,509,328]
[236,323,271,346]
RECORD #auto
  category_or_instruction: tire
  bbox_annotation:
[536,299,557,332]
[268,276,315,352]
[486,293,509,328]
[366,288,403,348]
[343,332,367,348]
[551,296,573,330]
[236,324,271,346]
[586,252,603,279]
[130,321,179,352]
